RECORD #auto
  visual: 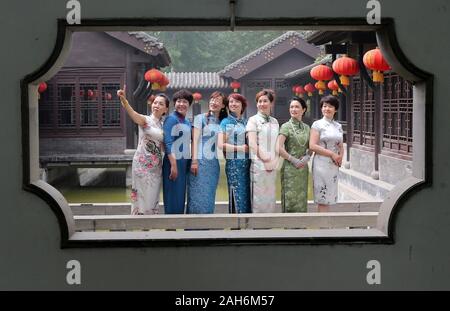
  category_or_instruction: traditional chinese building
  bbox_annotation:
[285,31,414,198]
[165,31,320,124]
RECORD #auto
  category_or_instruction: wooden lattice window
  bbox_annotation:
[57,83,76,128]
[382,73,413,157]
[352,77,375,148]
[80,83,99,128]
[101,83,122,128]
[39,71,124,137]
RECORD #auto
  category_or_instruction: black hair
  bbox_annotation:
[319,95,339,110]
[173,89,193,106]
[290,96,307,116]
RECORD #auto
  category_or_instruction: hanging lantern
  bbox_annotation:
[192,92,202,103]
[230,81,241,92]
[332,55,359,86]
[294,85,305,97]
[105,93,112,100]
[315,81,327,95]
[304,83,316,97]
[327,80,340,96]
[79,90,85,97]
[38,82,47,93]
[310,64,333,94]
[144,68,164,90]
[87,89,94,98]
[363,47,391,83]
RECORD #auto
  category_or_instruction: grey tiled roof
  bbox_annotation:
[128,32,164,49]
[166,72,230,89]
[218,31,316,75]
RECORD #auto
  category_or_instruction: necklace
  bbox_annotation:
[289,118,308,147]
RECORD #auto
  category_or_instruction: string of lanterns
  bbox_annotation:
[292,47,390,97]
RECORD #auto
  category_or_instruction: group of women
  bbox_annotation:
[118,87,343,215]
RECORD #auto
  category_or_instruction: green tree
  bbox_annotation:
[148,31,310,72]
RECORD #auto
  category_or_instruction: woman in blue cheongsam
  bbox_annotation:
[187,92,228,214]
[217,93,251,213]
[162,89,193,214]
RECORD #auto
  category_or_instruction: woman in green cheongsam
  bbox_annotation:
[277,97,312,212]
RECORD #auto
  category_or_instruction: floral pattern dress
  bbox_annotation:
[131,115,164,215]
[311,117,343,205]
[246,112,280,213]
[279,118,310,213]
[187,113,221,214]
[219,113,251,213]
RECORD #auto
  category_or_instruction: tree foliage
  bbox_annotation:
[148,31,311,72]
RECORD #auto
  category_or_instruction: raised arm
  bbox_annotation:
[117,88,146,127]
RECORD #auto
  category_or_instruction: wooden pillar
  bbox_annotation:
[359,71,365,147]
[372,83,381,179]
[344,85,352,167]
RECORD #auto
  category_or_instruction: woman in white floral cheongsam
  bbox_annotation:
[309,95,344,212]
[118,87,169,215]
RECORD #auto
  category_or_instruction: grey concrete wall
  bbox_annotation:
[349,147,413,186]
[40,137,126,156]
[1,0,449,291]
[379,153,413,184]
[350,147,375,177]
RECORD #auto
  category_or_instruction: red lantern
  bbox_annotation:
[192,92,202,103]
[315,81,327,95]
[87,89,94,98]
[79,90,85,97]
[294,85,305,97]
[363,47,391,83]
[145,69,164,90]
[230,81,241,92]
[304,83,316,97]
[310,65,333,94]
[332,55,359,86]
[38,82,47,93]
[327,80,340,96]
[105,93,112,100]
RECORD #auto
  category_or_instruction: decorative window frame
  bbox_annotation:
[21,18,432,248]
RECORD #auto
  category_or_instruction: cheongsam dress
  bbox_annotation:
[131,115,164,215]
[219,113,251,213]
[246,112,280,213]
[311,117,343,205]
[187,113,221,214]
[279,118,310,213]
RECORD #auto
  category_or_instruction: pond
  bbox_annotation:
[58,162,314,203]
